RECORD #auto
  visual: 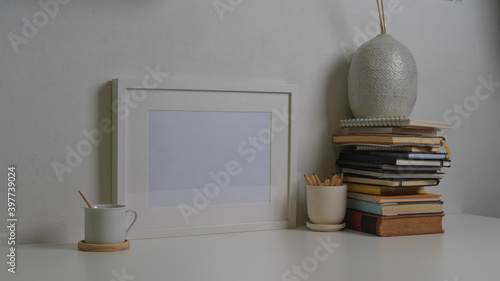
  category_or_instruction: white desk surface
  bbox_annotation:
[1,213,499,281]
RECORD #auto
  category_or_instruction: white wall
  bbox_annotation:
[0,0,498,244]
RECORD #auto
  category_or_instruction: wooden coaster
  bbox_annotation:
[78,240,130,252]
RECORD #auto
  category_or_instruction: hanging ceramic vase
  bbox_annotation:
[347,34,418,118]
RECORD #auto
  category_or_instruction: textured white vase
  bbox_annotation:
[348,34,418,118]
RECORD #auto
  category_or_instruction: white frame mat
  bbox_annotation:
[112,79,297,239]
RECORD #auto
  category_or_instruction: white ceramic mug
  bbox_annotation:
[84,204,137,244]
[306,185,347,225]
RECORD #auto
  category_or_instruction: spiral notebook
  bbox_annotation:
[340,117,451,129]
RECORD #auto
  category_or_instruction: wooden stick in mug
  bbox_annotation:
[78,190,92,209]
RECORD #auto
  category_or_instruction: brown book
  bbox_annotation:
[332,134,443,146]
[345,209,444,237]
[346,183,426,195]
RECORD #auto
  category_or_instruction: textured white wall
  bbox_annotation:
[0,0,498,244]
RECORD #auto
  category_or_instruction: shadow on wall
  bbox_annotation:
[97,81,112,205]
[325,59,352,153]
[321,0,355,168]
[296,1,354,225]
[297,60,352,225]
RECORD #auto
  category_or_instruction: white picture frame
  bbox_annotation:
[111,79,297,239]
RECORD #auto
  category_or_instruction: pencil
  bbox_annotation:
[334,173,344,186]
[324,177,331,186]
[304,174,313,186]
[313,173,322,186]
[331,173,338,186]
[312,174,317,186]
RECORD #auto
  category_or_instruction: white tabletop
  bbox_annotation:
[1,213,499,281]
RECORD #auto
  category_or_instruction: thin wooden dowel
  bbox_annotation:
[78,190,93,209]
[376,0,384,34]
[381,0,386,34]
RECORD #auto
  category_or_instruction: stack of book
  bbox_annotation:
[333,117,451,237]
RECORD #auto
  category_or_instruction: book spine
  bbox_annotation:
[345,209,381,236]
[355,145,414,152]
[340,117,404,128]
[336,160,383,168]
[346,198,384,215]
[347,184,426,196]
[339,153,397,165]
[347,193,377,203]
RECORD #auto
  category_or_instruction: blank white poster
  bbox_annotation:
[148,110,271,208]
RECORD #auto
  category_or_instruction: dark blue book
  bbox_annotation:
[338,152,451,167]
[341,167,444,179]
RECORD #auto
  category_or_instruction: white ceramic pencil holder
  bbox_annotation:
[306,185,347,225]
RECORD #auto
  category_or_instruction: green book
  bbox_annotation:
[346,198,443,216]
